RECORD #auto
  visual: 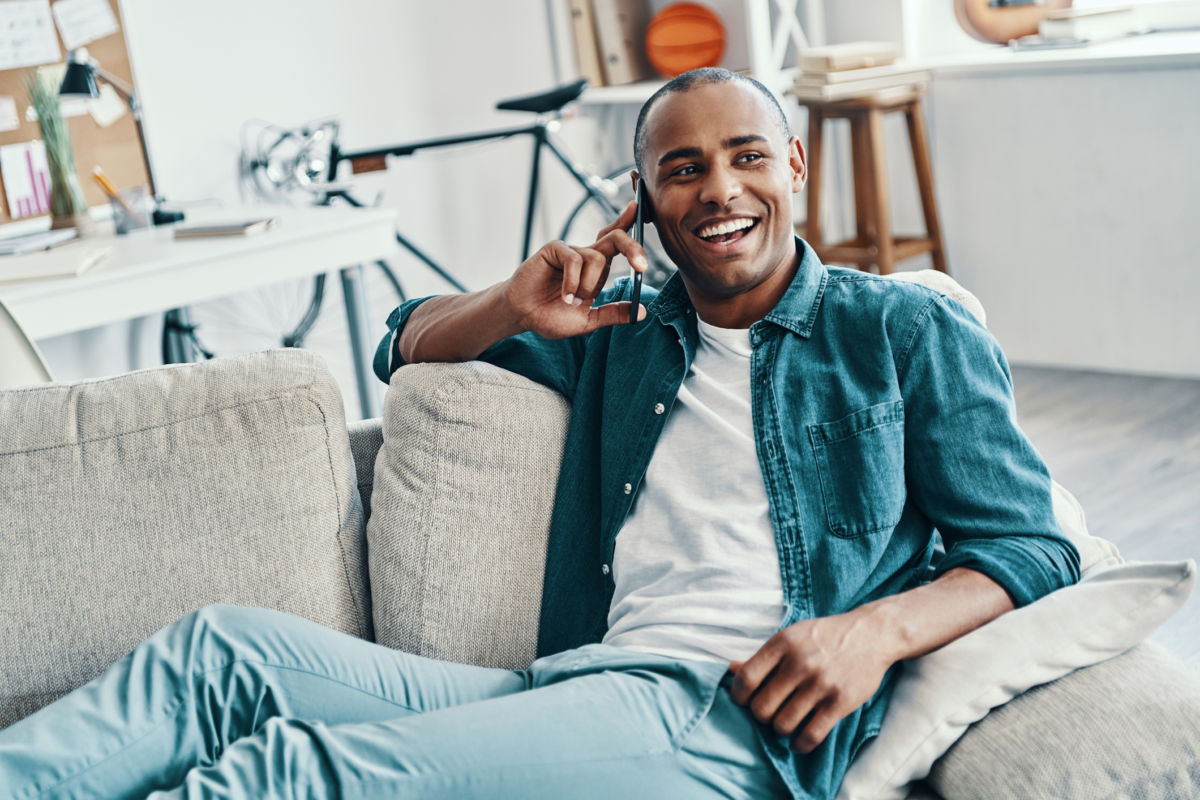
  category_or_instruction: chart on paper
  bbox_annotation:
[0,140,52,218]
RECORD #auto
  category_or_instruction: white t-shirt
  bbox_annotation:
[602,317,786,664]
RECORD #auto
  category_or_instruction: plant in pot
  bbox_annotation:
[25,71,92,233]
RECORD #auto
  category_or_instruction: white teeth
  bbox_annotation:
[698,218,755,239]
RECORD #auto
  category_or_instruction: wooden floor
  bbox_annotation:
[1011,365,1200,669]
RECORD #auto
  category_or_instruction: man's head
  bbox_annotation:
[632,68,806,326]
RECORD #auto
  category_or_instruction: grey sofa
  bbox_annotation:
[2,310,1198,797]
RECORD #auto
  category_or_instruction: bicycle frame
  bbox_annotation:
[324,116,626,268]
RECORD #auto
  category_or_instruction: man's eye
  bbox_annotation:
[737,153,763,164]
[673,165,697,177]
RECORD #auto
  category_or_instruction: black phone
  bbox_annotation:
[630,181,645,325]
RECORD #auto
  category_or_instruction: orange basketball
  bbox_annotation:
[645,3,726,78]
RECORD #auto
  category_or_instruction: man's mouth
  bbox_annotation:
[694,217,759,245]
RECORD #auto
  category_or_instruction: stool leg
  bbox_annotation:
[865,107,894,275]
[905,100,948,273]
[805,107,824,249]
[849,113,872,256]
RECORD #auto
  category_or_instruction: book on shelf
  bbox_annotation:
[789,71,930,102]
[172,217,279,239]
[592,0,655,86]
[797,41,900,74]
[0,244,111,283]
[1039,6,1147,41]
[0,228,78,256]
[568,0,606,87]
[794,62,927,86]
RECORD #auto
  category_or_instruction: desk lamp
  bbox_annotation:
[58,48,184,225]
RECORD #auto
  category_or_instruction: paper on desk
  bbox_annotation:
[0,96,19,132]
[0,244,111,283]
[88,83,126,127]
[51,0,119,50]
[0,140,52,219]
[0,0,60,71]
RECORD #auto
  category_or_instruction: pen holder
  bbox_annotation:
[111,187,153,235]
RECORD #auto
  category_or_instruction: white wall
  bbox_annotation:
[38,0,561,417]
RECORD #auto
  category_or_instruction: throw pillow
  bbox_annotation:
[836,558,1196,800]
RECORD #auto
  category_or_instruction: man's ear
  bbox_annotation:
[630,170,655,223]
[788,136,807,192]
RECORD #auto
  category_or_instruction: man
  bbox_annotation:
[0,69,1078,799]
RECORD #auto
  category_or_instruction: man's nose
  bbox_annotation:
[696,165,742,207]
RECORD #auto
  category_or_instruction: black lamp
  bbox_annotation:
[59,47,184,225]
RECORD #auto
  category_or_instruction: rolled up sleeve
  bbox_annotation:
[898,295,1081,607]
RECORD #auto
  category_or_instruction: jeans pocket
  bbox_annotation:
[808,400,906,538]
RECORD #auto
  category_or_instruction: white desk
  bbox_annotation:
[1,204,399,418]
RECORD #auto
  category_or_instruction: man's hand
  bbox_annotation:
[503,200,648,339]
[729,606,895,754]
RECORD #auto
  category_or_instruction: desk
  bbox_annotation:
[1,204,398,418]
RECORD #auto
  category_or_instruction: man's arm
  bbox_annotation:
[729,567,1013,753]
[395,204,647,366]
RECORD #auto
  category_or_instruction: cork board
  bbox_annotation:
[0,0,146,223]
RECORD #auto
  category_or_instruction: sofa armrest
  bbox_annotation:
[347,418,383,520]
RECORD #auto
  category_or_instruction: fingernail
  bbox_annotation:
[563,293,574,305]
[633,255,647,270]
[571,296,584,307]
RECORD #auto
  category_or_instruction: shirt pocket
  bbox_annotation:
[807,400,905,538]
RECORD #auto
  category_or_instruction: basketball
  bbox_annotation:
[645,3,726,78]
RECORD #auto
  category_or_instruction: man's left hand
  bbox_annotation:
[728,607,894,754]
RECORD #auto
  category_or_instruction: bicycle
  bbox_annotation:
[174,79,672,362]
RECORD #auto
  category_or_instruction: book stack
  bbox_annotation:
[790,42,929,103]
[569,0,656,88]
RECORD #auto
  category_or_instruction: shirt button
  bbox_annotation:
[653,402,665,415]
[601,563,611,576]
[623,482,632,494]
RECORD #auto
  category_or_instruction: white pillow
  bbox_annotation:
[837,557,1197,799]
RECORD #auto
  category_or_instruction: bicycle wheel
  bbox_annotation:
[558,165,675,290]
[175,261,405,363]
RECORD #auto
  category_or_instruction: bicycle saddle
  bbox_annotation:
[495,79,588,114]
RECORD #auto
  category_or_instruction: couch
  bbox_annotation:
[2,274,1198,799]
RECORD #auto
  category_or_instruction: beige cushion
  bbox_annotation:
[0,349,370,728]
[930,641,1200,799]
[367,361,569,669]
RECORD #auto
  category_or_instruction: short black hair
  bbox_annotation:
[633,67,792,175]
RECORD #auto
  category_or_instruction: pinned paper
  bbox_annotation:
[87,82,125,127]
[0,0,61,71]
[51,0,119,50]
[0,97,20,132]
[0,140,53,219]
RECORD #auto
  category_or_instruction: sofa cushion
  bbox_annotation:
[929,640,1200,799]
[367,361,569,670]
[0,349,370,728]
[837,559,1196,799]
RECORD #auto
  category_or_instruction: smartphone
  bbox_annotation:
[629,181,645,325]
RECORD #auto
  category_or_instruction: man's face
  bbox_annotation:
[637,81,806,306]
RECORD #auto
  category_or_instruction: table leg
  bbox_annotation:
[339,264,381,420]
[163,307,196,364]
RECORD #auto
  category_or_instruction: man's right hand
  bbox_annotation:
[502,200,648,339]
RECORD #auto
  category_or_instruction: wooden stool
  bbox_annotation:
[797,86,948,274]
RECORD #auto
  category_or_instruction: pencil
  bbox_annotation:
[93,166,147,227]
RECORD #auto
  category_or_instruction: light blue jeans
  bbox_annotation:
[0,605,788,799]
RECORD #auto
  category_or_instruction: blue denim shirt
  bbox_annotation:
[374,238,1080,798]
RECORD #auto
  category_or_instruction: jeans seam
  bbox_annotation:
[195,658,421,715]
[16,697,183,800]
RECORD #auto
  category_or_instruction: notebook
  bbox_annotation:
[172,217,279,239]
[0,245,112,283]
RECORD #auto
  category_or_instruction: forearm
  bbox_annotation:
[399,281,523,364]
[857,567,1016,663]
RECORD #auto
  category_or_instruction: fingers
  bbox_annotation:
[593,198,637,240]
[539,241,585,305]
[585,301,644,330]
[590,228,648,274]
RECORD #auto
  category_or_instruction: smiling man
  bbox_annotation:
[0,69,1078,800]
